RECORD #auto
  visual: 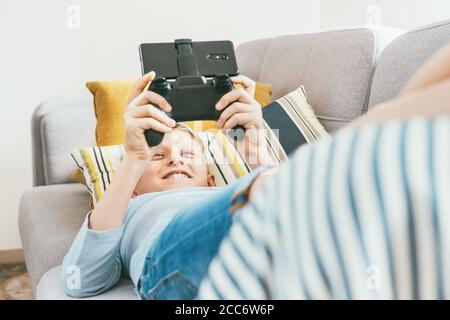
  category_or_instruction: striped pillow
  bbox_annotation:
[71,130,276,206]
[262,86,328,156]
[71,144,125,205]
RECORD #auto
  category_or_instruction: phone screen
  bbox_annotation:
[139,40,239,78]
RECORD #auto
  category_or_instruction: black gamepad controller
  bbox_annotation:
[144,74,245,146]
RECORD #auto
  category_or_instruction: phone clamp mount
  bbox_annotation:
[144,39,244,146]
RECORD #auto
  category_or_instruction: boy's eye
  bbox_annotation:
[182,151,195,158]
[152,152,165,159]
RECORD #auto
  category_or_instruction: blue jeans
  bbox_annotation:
[138,166,270,300]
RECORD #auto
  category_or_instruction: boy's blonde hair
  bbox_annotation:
[173,123,206,154]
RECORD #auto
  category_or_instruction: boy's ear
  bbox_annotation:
[207,173,216,187]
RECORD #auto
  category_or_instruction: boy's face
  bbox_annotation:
[133,129,215,196]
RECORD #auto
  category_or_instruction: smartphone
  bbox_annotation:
[139,40,239,78]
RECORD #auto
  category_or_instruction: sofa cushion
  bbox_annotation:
[36,266,139,300]
[369,19,450,108]
[19,183,91,294]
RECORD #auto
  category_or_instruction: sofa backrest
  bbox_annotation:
[368,20,450,109]
[236,27,401,132]
[32,97,96,186]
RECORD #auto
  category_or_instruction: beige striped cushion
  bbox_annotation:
[281,86,328,141]
[262,86,329,156]
[71,144,125,205]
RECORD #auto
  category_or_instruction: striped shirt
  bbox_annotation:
[197,117,450,299]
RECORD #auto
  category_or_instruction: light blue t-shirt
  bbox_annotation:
[60,165,270,298]
[60,187,221,298]
[123,187,222,287]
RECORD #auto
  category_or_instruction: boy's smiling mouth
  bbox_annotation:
[162,170,192,180]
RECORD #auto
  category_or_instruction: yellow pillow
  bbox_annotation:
[86,80,136,146]
[253,81,272,106]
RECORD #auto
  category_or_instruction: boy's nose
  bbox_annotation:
[169,159,184,166]
[168,153,184,166]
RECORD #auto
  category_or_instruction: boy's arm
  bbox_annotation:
[90,71,175,231]
[88,154,147,231]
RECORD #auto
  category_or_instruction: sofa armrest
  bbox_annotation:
[19,183,91,295]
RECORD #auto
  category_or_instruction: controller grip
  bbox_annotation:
[227,125,246,141]
[144,129,165,147]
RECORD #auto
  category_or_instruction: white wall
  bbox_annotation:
[0,0,321,250]
[320,0,450,30]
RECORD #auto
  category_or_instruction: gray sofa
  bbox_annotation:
[19,20,450,299]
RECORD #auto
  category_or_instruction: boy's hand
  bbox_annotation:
[215,75,262,131]
[215,75,272,166]
[124,71,176,162]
